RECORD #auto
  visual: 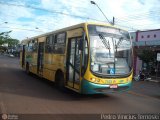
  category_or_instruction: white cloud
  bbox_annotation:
[0,1,34,20]
[0,0,159,40]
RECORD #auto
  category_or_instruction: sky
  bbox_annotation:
[0,0,160,40]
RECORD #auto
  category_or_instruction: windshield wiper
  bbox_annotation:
[115,37,124,52]
[116,37,123,47]
[98,34,111,56]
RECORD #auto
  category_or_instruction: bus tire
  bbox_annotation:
[26,62,30,74]
[55,71,65,91]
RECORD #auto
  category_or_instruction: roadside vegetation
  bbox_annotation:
[0,31,20,55]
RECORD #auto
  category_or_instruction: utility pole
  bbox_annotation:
[90,1,114,25]
[112,17,115,25]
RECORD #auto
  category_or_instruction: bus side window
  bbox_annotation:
[46,36,50,44]
[49,36,52,44]
[52,35,55,45]
[51,35,55,53]
[54,32,66,54]
[32,39,38,52]
[45,36,52,53]
[28,40,33,52]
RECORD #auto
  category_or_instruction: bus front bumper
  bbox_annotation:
[81,79,132,94]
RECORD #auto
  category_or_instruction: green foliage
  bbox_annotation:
[0,31,19,47]
[6,38,19,47]
[138,50,155,63]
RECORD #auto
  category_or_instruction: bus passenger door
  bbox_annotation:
[22,45,25,67]
[37,42,44,76]
[66,38,82,90]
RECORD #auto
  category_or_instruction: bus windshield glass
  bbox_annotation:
[88,25,133,76]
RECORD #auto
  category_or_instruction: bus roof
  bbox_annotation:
[21,22,125,43]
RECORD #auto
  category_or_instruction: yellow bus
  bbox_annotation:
[20,22,133,94]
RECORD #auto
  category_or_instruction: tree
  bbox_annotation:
[138,50,155,63]
[6,38,19,47]
[0,31,19,47]
[138,49,155,70]
[0,31,20,53]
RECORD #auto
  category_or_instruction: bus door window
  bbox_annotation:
[67,38,81,87]
[75,38,81,83]
[81,36,88,75]
[68,39,75,82]
[22,45,25,67]
[37,42,44,74]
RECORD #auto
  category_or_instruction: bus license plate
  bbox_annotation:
[110,85,118,88]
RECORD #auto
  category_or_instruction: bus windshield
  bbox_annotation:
[88,25,133,76]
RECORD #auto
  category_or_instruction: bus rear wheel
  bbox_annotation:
[25,63,30,74]
[55,71,65,91]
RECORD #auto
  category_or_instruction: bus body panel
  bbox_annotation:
[81,79,132,94]
[84,67,133,85]
[43,53,66,81]
[29,52,38,74]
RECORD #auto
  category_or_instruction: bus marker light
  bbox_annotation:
[90,78,95,81]
[110,85,118,88]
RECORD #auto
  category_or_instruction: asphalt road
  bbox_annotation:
[0,55,160,119]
